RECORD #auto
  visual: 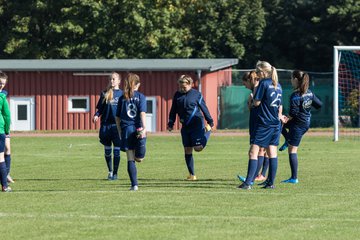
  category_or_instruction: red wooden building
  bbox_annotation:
[0,59,238,132]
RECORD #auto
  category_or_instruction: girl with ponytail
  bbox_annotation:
[115,73,147,191]
[279,70,322,184]
[238,61,286,190]
[93,72,122,181]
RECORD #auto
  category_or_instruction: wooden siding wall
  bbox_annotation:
[201,69,232,129]
[7,72,104,131]
[134,71,200,132]
[6,70,231,131]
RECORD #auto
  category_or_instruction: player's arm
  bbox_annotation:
[253,81,265,107]
[93,92,104,123]
[115,116,121,138]
[312,93,323,109]
[278,105,288,123]
[167,93,178,131]
[1,95,10,135]
[253,99,261,107]
[289,94,300,120]
[247,93,253,110]
[139,112,147,138]
[115,96,122,138]
[139,94,147,137]
[198,93,214,128]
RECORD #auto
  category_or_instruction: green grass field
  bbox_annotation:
[2,134,360,240]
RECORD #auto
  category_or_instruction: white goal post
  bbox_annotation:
[333,46,360,141]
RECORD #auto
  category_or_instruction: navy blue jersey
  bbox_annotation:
[116,91,146,128]
[168,89,213,129]
[0,90,8,97]
[254,78,282,126]
[289,89,322,127]
[95,89,123,125]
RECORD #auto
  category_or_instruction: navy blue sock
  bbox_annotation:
[289,153,298,179]
[245,159,257,185]
[0,162,8,188]
[202,130,211,148]
[113,147,120,175]
[185,154,195,175]
[261,157,269,177]
[104,146,112,172]
[127,161,138,186]
[268,157,278,185]
[281,127,289,142]
[253,156,265,181]
[5,154,11,174]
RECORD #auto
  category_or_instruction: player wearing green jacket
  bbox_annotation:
[0,71,11,192]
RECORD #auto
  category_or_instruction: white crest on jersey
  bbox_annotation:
[110,97,119,106]
[303,99,312,109]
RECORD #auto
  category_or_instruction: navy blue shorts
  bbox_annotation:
[284,121,309,147]
[249,109,258,144]
[249,126,257,145]
[99,124,121,147]
[121,125,147,158]
[253,124,281,148]
[181,126,207,148]
[120,125,136,151]
[0,134,5,152]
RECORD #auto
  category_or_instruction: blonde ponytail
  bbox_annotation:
[256,61,278,89]
[271,66,278,89]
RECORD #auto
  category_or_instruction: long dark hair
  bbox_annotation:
[292,70,309,95]
[124,73,140,100]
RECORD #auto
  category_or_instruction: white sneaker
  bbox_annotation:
[2,186,12,192]
[7,175,15,183]
[130,185,138,191]
[107,172,113,180]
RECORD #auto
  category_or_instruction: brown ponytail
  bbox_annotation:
[292,70,309,95]
[242,71,258,90]
[124,73,140,100]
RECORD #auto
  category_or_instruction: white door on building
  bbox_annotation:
[10,97,35,131]
[146,97,156,132]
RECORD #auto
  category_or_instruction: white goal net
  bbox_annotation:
[333,46,360,141]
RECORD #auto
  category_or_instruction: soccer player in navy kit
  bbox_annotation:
[93,72,122,180]
[280,70,322,184]
[237,71,268,184]
[238,61,286,189]
[167,75,213,181]
[0,72,14,184]
[116,73,147,191]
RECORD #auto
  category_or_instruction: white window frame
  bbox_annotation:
[68,96,90,112]
[146,96,157,132]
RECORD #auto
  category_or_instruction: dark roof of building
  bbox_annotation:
[0,59,238,72]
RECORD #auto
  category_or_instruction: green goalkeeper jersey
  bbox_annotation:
[0,92,10,135]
